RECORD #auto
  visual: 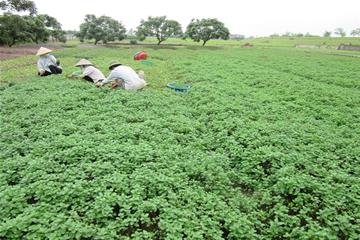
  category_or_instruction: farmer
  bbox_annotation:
[97,61,146,90]
[72,59,105,84]
[36,47,62,76]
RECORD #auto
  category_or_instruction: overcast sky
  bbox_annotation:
[33,0,359,37]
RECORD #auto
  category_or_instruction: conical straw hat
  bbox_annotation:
[36,47,52,56]
[75,59,93,67]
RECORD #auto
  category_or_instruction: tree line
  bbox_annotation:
[270,28,360,38]
[323,28,360,37]
[77,15,230,46]
[1,0,359,47]
[0,0,67,47]
[0,0,230,47]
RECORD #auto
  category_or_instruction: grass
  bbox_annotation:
[1,39,360,239]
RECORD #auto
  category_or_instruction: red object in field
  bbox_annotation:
[134,51,148,60]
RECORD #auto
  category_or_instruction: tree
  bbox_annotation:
[0,13,66,46]
[350,28,360,37]
[185,18,230,46]
[51,29,66,42]
[78,15,126,45]
[23,14,50,43]
[334,28,346,37]
[66,30,79,40]
[282,32,293,37]
[0,0,65,46]
[22,14,66,43]
[0,13,32,46]
[0,0,36,14]
[136,16,182,45]
[41,14,66,42]
[323,31,331,37]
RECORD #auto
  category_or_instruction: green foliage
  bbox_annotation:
[235,36,360,48]
[0,0,36,14]
[78,15,126,45]
[23,14,50,43]
[0,13,32,47]
[185,18,230,46]
[323,31,331,37]
[136,16,182,45]
[350,28,360,37]
[1,43,360,239]
[334,28,346,37]
[0,13,66,46]
[51,29,67,43]
[130,39,138,45]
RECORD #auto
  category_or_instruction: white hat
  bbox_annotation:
[75,59,93,67]
[36,47,52,56]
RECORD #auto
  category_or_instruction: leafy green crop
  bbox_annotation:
[1,43,359,239]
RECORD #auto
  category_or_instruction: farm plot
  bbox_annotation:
[1,45,359,239]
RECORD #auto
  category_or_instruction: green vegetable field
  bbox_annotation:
[1,41,360,239]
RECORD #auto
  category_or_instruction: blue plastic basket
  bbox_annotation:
[140,60,153,65]
[167,83,191,93]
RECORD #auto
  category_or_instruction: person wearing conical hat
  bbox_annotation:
[73,59,105,84]
[97,61,147,90]
[36,47,62,76]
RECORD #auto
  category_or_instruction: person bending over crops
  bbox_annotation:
[97,61,146,90]
[71,59,105,84]
[36,47,62,77]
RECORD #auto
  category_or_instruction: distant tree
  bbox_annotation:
[66,30,79,35]
[229,34,245,40]
[282,32,293,37]
[127,28,135,37]
[334,28,346,37]
[270,33,279,38]
[0,13,32,46]
[295,33,304,37]
[78,15,126,45]
[42,14,66,42]
[323,31,331,37]
[304,32,319,37]
[51,29,66,42]
[350,28,360,37]
[65,30,79,40]
[0,0,36,14]
[136,16,182,45]
[185,18,230,46]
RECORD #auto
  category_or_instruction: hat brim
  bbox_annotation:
[109,63,122,70]
[75,63,94,67]
[36,50,52,56]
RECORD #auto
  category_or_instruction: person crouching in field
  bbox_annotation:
[36,47,62,76]
[97,61,147,90]
[72,59,105,84]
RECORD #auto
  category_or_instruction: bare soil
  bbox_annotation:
[0,44,62,60]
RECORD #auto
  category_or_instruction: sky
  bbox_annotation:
[32,0,360,37]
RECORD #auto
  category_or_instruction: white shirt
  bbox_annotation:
[103,65,146,90]
[82,66,105,83]
[37,54,60,73]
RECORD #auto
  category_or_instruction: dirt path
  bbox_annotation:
[0,44,62,60]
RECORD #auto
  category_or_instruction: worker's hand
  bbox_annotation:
[96,82,103,87]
